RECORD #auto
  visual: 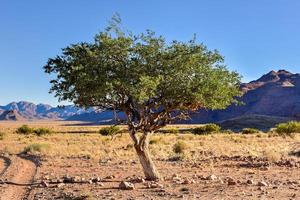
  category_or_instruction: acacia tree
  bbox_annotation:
[44,20,241,180]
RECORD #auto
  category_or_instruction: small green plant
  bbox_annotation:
[173,141,188,154]
[193,124,221,135]
[99,126,121,136]
[23,143,50,154]
[275,121,300,137]
[241,128,260,134]
[16,125,34,134]
[34,128,53,136]
[0,132,6,140]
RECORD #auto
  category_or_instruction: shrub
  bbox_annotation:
[99,126,121,136]
[34,128,53,136]
[275,121,300,136]
[23,143,50,154]
[193,124,221,135]
[16,125,34,134]
[241,128,260,134]
[165,128,179,134]
[0,132,6,140]
[173,141,188,154]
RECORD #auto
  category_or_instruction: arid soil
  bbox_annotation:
[0,155,37,200]
[0,121,299,200]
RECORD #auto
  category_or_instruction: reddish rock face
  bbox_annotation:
[186,70,300,127]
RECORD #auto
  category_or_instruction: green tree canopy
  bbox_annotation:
[44,19,241,180]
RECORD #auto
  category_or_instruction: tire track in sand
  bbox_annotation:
[0,154,38,200]
[0,156,11,177]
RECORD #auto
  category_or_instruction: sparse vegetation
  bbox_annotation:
[99,126,121,136]
[17,125,53,136]
[23,143,50,154]
[193,124,221,135]
[0,132,6,140]
[34,128,53,136]
[241,128,260,134]
[165,128,179,134]
[16,125,34,134]
[173,141,188,154]
[275,121,300,137]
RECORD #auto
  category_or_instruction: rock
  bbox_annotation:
[57,183,65,188]
[92,177,102,183]
[97,182,104,186]
[227,177,237,186]
[180,187,189,192]
[105,175,115,180]
[40,181,49,188]
[182,179,196,184]
[145,181,164,189]
[247,179,254,185]
[119,181,135,190]
[172,174,180,178]
[206,175,218,181]
[72,176,81,183]
[257,181,268,187]
[63,175,73,183]
[135,177,145,183]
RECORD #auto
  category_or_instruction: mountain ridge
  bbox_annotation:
[1,70,300,129]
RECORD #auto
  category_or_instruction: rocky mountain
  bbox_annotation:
[0,110,25,121]
[1,70,300,128]
[185,69,300,127]
[0,101,95,121]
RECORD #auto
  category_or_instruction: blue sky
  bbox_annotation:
[1,0,300,106]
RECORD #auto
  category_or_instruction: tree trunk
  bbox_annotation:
[133,132,160,181]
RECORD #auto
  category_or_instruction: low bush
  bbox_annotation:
[17,125,53,136]
[241,128,260,134]
[23,143,50,154]
[0,132,6,140]
[99,126,121,136]
[193,124,221,135]
[165,128,179,134]
[275,121,300,137]
[173,141,188,154]
[16,125,34,134]
[34,128,53,136]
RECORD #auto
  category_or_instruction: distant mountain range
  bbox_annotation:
[185,69,300,129]
[1,69,300,129]
[0,101,95,121]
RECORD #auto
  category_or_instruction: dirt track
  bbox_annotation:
[0,155,37,200]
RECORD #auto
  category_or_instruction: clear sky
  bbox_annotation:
[1,0,300,106]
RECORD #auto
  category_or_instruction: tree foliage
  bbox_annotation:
[44,20,241,133]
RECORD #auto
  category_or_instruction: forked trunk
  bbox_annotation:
[133,133,160,181]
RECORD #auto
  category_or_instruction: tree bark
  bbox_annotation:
[132,132,160,181]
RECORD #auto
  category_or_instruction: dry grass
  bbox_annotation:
[0,121,299,163]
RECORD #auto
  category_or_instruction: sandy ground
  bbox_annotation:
[0,121,299,199]
[0,155,37,200]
